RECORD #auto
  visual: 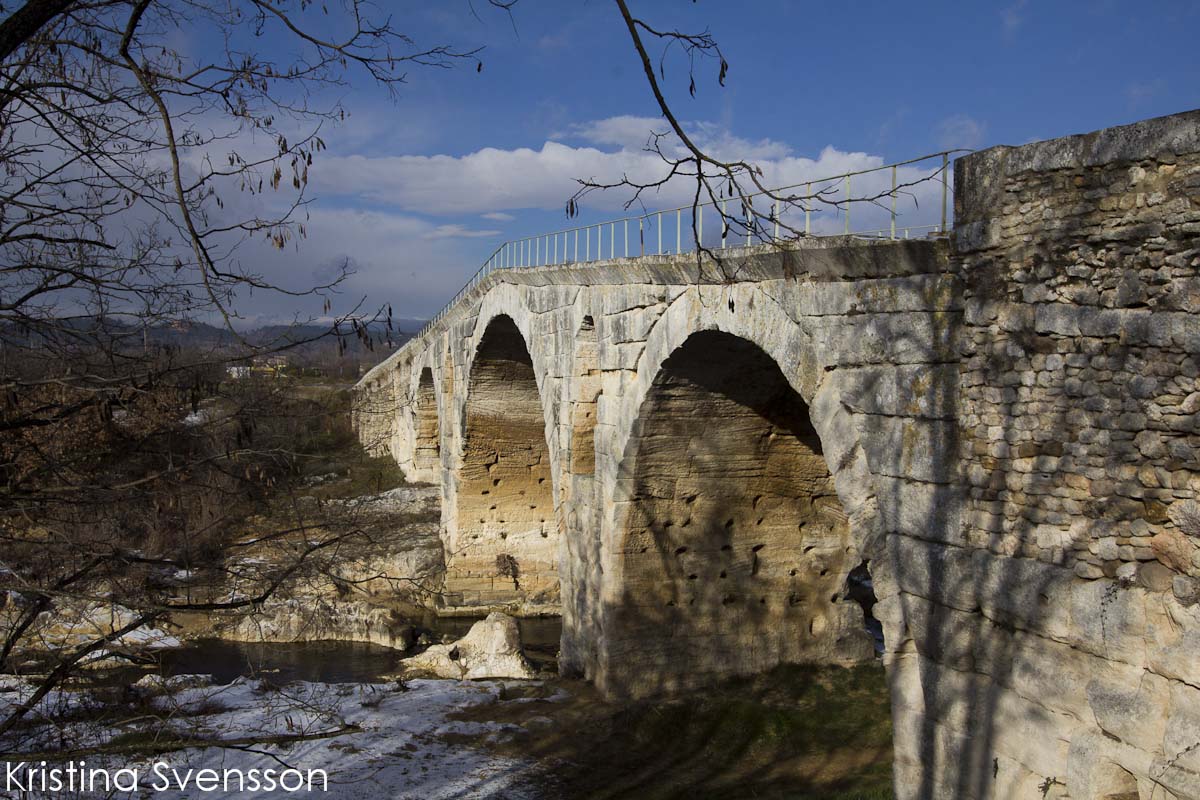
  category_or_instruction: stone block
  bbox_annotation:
[859,415,959,483]
[1153,528,1196,573]
[1138,562,1176,592]
[828,363,960,420]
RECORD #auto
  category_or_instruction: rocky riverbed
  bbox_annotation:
[204,484,446,652]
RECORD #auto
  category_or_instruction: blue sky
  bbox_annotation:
[232,0,1200,324]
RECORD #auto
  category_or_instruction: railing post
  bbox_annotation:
[941,152,949,233]
[773,199,780,242]
[721,199,727,248]
[624,219,629,257]
[639,217,644,257]
[891,164,897,240]
[610,222,615,260]
[575,229,579,262]
[586,226,590,261]
[745,200,751,247]
[697,204,702,247]
[805,183,811,235]
[844,175,851,235]
[676,209,681,254]
[657,211,663,255]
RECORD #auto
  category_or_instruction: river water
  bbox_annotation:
[155,615,563,684]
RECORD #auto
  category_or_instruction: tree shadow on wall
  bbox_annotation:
[879,200,1180,799]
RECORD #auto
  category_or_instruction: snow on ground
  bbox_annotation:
[337,485,439,511]
[0,676,544,799]
[5,601,182,668]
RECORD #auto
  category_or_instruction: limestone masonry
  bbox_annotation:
[354,109,1200,800]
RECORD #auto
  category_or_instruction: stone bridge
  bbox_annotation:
[353,110,1200,800]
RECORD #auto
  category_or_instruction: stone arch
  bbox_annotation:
[461,284,561,477]
[412,367,440,473]
[446,313,559,612]
[604,328,876,696]
[605,285,885,580]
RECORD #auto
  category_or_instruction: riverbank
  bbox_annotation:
[0,661,894,800]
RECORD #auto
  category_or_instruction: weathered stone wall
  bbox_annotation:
[350,370,396,458]
[412,368,440,475]
[605,329,874,695]
[355,239,956,661]
[892,108,1200,800]
[350,109,1200,800]
[449,314,559,610]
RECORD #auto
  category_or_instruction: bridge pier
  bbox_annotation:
[355,109,1200,800]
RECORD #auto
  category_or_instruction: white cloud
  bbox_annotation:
[202,115,952,321]
[222,206,497,321]
[554,115,667,148]
[553,115,793,162]
[308,117,930,220]
[1126,80,1166,109]
[537,31,570,50]
[422,224,502,240]
[1002,0,1028,35]
[937,115,987,150]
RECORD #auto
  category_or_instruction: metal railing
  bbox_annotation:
[411,150,962,340]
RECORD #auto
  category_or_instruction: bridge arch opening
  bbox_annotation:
[447,314,559,612]
[608,330,875,695]
[413,367,440,473]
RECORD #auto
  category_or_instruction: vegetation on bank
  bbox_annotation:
[456,663,895,800]
[0,367,410,735]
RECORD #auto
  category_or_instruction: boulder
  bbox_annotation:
[400,612,536,680]
[1168,499,1200,536]
[1137,562,1175,592]
[1174,575,1199,606]
[134,673,214,693]
[1152,528,1195,574]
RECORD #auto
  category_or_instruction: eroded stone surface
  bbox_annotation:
[604,330,873,696]
[448,315,559,612]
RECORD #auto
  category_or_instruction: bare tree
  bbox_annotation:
[568,0,952,277]
[0,0,509,748]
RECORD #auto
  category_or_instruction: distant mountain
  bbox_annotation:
[1,316,422,375]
